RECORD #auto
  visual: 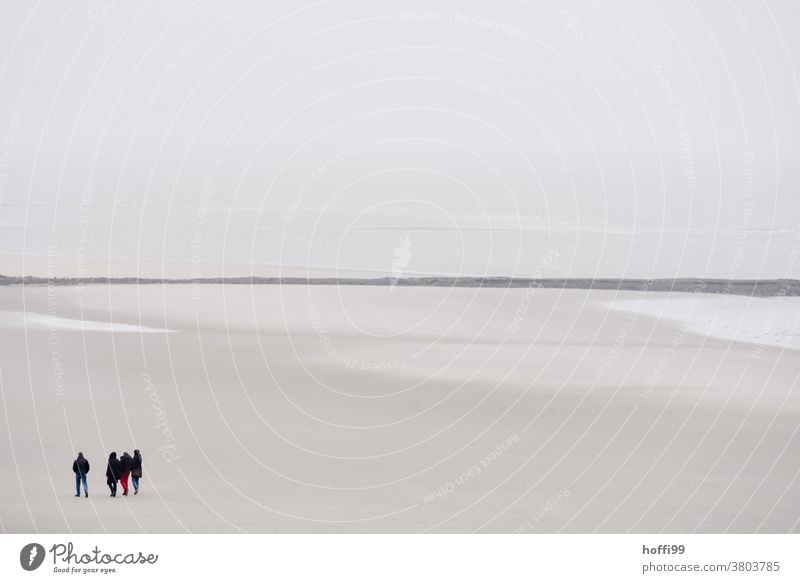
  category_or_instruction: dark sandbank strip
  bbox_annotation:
[1,275,798,297]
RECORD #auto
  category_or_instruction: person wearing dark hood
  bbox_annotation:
[119,451,133,496]
[106,452,121,497]
[72,452,90,497]
[131,449,143,495]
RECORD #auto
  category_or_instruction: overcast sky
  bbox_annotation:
[1,0,798,278]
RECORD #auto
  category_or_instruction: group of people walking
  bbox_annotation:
[72,450,143,497]
[106,450,143,496]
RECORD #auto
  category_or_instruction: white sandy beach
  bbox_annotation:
[0,283,797,533]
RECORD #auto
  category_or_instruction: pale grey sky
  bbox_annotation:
[1,0,798,277]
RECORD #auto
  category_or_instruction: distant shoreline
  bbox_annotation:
[1,275,799,297]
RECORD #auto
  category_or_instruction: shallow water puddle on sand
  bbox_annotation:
[0,310,175,333]
[605,296,800,351]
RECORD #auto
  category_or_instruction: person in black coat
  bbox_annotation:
[72,452,90,498]
[131,449,143,495]
[106,452,121,497]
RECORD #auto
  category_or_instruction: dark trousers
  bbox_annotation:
[107,481,117,495]
[132,476,140,491]
[75,474,88,495]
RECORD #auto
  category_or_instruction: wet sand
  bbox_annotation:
[0,283,797,533]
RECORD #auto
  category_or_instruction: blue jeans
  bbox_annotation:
[132,476,140,491]
[75,474,88,495]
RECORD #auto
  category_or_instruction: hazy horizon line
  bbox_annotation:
[2,275,799,297]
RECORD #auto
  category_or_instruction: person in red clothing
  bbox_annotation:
[118,452,133,495]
